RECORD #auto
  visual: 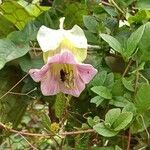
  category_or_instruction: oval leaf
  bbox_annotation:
[0,39,30,70]
[100,33,123,54]
[93,123,118,137]
[91,86,112,99]
[113,112,133,131]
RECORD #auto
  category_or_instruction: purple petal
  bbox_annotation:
[29,64,49,82]
[41,71,60,96]
[77,64,98,84]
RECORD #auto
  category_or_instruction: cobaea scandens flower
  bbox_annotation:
[29,51,97,97]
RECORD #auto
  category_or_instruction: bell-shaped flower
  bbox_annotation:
[29,51,97,97]
[37,17,87,63]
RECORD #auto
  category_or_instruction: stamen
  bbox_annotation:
[59,64,75,88]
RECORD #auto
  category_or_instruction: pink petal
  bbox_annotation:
[77,64,98,84]
[29,64,49,82]
[47,51,77,65]
[41,71,60,96]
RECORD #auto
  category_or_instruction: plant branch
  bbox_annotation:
[122,59,132,77]
[18,133,38,150]
[127,129,131,150]
[101,1,113,7]
[88,44,101,50]
[140,115,150,144]
[0,73,29,100]
[110,0,125,15]
[7,88,37,99]
[0,122,95,137]
[61,129,95,136]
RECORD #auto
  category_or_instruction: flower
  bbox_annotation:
[29,51,97,97]
[37,17,87,63]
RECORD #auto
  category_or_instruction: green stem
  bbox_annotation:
[139,73,149,85]
[110,0,125,15]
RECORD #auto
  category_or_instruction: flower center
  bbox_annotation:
[52,64,75,89]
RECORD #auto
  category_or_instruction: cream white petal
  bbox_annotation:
[65,25,87,49]
[37,25,63,52]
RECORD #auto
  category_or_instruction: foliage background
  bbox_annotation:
[0,0,150,149]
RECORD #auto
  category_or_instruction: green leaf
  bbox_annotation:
[103,6,118,17]
[105,108,121,127]
[104,72,114,88]
[87,117,95,127]
[91,70,107,86]
[7,21,39,43]
[7,31,28,44]
[115,145,123,150]
[0,15,16,38]
[19,54,44,72]
[132,62,145,73]
[93,123,118,137]
[90,96,104,107]
[109,96,130,107]
[104,17,118,31]
[0,0,48,30]
[136,0,150,10]
[122,77,134,92]
[126,24,145,58]
[83,16,99,33]
[131,111,150,133]
[135,84,150,113]
[113,0,135,8]
[0,39,30,70]
[75,134,90,150]
[64,3,88,28]
[128,10,147,24]
[122,103,136,115]
[41,112,51,131]
[138,22,150,61]
[100,34,123,54]
[0,66,29,127]
[91,86,112,99]
[131,116,144,134]
[112,79,125,96]
[87,116,100,127]
[112,112,133,131]
[84,30,99,45]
